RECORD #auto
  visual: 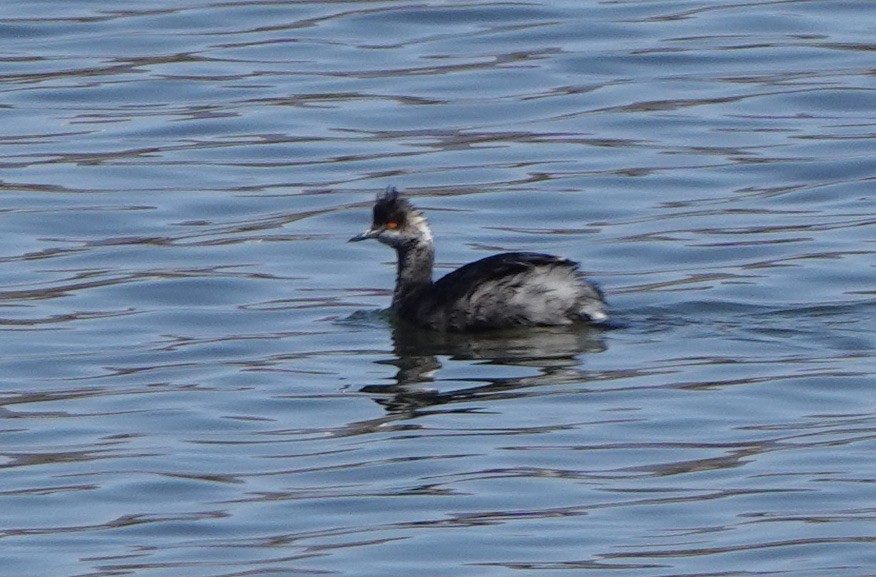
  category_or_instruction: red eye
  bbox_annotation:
[386,221,399,229]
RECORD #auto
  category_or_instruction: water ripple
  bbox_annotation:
[1,0,874,575]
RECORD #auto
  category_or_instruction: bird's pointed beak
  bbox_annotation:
[349,226,381,242]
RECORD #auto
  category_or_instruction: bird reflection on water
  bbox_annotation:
[361,320,607,415]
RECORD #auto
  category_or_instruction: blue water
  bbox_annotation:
[1,1,874,575]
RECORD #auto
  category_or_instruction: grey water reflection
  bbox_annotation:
[363,322,606,415]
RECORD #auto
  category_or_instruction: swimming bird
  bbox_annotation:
[350,187,608,332]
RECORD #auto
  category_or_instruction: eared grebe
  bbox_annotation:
[350,187,608,332]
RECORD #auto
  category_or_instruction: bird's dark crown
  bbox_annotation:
[373,186,415,229]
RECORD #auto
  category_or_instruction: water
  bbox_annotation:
[1,0,874,575]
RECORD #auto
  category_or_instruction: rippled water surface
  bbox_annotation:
[1,1,874,575]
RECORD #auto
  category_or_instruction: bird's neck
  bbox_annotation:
[392,239,434,309]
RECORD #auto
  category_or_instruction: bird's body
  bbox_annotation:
[350,187,608,332]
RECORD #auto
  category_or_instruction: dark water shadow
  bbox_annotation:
[360,319,608,416]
